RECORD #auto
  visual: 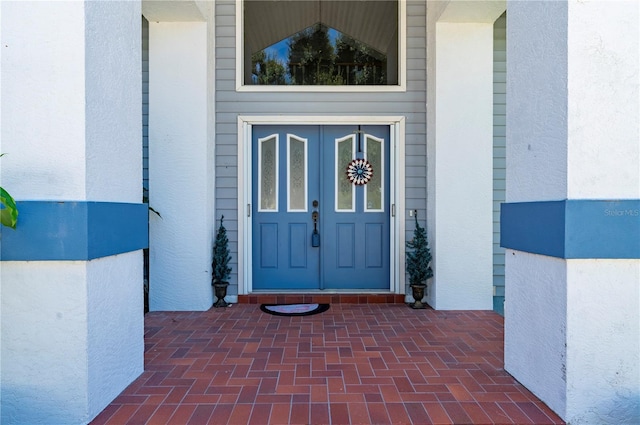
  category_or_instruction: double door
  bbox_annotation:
[252,125,390,290]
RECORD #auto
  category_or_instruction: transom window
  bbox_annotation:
[242,0,400,87]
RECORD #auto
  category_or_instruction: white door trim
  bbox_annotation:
[237,115,406,295]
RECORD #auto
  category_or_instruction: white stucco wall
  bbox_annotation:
[506,1,640,423]
[1,1,144,423]
[426,1,503,310]
[85,0,142,203]
[1,0,142,204]
[1,254,143,424]
[0,2,3,413]
[504,251,568,415]
[567,0,640,199]
[87,252,144,418]
[504,2,569,418]
[1,1,86,201]
[1,262,89,424]
[505,1,568,204]
[564,4,640,420]
[148,22,214,311]
[566,260,640,424]
[425,1,446,309]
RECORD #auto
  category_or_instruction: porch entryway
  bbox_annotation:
[90,304,564,425]
[252,125,390,291]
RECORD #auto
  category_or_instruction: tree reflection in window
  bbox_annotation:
[251,24,387,86]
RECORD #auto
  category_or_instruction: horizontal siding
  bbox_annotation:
[493,12,507,314]
[142,16,149,193]
[215,0,427,292]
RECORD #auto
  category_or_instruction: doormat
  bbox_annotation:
[260,303,330,317]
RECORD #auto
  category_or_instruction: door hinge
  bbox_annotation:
[391,204,396,217]
[247,204,251,217]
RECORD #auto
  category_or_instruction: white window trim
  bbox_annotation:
[335,134,356,213]
[237,115,406,297]
[257,134,279,212]
[235,0,407,93]
[364,133,385,213]
[286,133,308,212]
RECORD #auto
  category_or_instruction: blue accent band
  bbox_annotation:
[1,201,149,261]
[501,200,640,259]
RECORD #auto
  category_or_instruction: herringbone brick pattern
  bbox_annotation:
[91,304,564,424]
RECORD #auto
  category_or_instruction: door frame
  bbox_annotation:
[237,115,406,295]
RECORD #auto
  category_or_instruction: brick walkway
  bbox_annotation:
[91,304,564,424]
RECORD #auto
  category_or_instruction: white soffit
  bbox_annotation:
[245,0,398,54]
[438,0,506,23]
[142,0,205,22]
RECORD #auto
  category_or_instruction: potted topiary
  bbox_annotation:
[406,214,433,309]
[212,215,232,308]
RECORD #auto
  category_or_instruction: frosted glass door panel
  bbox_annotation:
[365,135,384,212]
[336,135,355,212]
[287,135,307,211]
[259,135,278,211]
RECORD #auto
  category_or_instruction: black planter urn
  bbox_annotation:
[410,283,427,309]
[213,282,229,308]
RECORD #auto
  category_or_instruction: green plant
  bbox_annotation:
[0,154,18,229]
[406,215,433,286]
[212,215,232,283]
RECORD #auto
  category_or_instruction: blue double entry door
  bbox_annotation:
[252,125,391,291]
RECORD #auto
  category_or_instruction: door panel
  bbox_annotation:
[321,126,390,289]
[365,223,384,268]
[252,125,390,291]
[252,126,320,290]
[259,223,278,268]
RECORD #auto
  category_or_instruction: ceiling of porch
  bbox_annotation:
[244,0,398,54]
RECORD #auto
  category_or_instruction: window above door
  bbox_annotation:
[236,0,406,92]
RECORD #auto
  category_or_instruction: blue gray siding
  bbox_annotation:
[493,13,506,314]
[215,1,428,295]
[142,16,149,193]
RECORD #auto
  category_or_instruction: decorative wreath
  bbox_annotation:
[346,158,374,185]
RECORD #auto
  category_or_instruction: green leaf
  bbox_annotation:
[0,187,18,229]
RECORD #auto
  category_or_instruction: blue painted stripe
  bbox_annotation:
[501,200,640,259]
[0,201,148,261]
[500,201,566,258]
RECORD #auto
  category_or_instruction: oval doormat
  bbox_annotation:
[260,303,330,317]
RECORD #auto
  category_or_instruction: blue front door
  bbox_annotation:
[252,125,390,290]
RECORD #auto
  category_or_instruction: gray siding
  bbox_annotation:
[215,1,427,294]
[142,17,149,193]
[493,13,506,314]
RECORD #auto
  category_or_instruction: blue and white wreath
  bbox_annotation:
[346,158,373,185]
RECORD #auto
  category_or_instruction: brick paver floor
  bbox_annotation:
[90,304,564,424]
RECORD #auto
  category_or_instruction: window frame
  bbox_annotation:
[235,0,407,93]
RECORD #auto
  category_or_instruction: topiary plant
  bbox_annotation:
[406,215,433,286]
[212,215,232,284]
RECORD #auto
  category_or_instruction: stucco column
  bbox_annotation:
[147,19,214,311]
[503,1,639,423]
[426,1,505,309]
[1,2,145,424]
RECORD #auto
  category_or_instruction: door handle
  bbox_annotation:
[311,208,320,247]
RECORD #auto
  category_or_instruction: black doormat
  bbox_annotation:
[260,303,330,317]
